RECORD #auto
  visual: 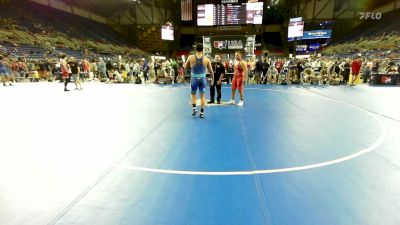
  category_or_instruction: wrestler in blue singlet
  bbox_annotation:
[191,55,207,95]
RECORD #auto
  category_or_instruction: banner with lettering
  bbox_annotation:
[210,36,247,54]
[302,30,332,39]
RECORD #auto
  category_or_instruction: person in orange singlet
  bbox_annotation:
[228,51,247,106]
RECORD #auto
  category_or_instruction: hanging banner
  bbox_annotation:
[302,30,332,39]
[210,36,247,53]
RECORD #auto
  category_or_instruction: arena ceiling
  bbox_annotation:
[28,0,399,25]
[56,0,167,17]
[54,0,398,17]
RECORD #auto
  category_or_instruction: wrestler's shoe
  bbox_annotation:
[227,99,235,105]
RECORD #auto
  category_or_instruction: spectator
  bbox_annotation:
[340,59,351,83]
[262,57,270,84]
[254,57,264,84]
[0,54,13,86]
[350,57,362,86]
[362,59,373,83]
[142,58,149,82]
[98,58,107,79]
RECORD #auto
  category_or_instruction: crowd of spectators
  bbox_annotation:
[1,2,399,87]
[0,52,190,86]
[2,51,399,87]
[246,55,400,85]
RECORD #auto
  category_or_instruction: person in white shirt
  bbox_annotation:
[149,61,155,78]
[362,59,373,83]
[132,61,140,76]
[113,69,123,83]
[125,62,131,75]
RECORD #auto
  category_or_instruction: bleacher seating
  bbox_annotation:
[19,1,131,46]
[0,1,143,60]
[323,9,400,54]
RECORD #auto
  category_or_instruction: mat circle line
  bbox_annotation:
[116,87,386,176]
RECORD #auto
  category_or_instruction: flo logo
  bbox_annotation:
[213,41,227,50]
[359,12,382,20]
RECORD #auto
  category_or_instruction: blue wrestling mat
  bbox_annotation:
[0,83,399,225]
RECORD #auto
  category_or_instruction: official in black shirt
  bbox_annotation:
[255,58,264,84]
[208,54,225,104]
[262,58,270,84]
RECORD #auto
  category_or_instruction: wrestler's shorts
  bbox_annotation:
[191,77,207,95]
[232,76,244,90]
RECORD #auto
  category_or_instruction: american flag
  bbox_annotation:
[181,0,192,21]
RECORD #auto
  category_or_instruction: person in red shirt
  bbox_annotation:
[60,54,70,91]
[228,51,247,106]
[82,59,90,81]
[350,57,362,86]
[275,60,283,73]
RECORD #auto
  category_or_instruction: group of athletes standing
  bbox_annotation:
[185,43,247,119]
[60,54,86,91]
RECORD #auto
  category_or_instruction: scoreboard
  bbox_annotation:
[197,2,263,26]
